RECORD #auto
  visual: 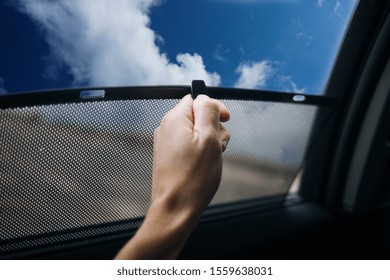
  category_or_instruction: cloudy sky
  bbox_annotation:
[0,0,356,95]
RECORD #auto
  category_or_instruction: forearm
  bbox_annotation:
[114,199,199,260]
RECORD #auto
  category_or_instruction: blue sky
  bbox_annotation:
[0,0,356,95]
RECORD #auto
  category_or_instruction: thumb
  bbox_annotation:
[170,94,194,122]
[193,95,221,134]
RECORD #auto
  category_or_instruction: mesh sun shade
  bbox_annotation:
[0,99,317,256]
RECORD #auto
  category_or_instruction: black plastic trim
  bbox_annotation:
[0,218,143,247]
[0,86,337,109]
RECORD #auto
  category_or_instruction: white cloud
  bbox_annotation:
[0,76,7,94]
[317,0,324,7]
[15,0,221,87]
[214,53,225,62]
[333,1,341,13]
[213,45,227,62]
[295,31,313,41]
[277,75,305,93]
[235,60,273,89]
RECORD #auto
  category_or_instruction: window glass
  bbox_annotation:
[0,0,356,94]
[0,99,316,242]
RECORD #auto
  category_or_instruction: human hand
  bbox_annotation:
[115,94,230,259]
[150,94,230,221]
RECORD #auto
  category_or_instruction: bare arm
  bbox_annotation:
[115,94,230,259]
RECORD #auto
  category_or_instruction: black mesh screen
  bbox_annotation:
[0,99,317,256]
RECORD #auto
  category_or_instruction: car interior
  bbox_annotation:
[0,0,389,260]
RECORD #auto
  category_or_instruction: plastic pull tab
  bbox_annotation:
[191,80,208,100]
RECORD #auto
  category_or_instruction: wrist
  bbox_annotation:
[123,201,198,259]
[115,200,199,260]
[145,196,201,238]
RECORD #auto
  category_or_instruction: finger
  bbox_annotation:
[163,94,194,124]
[194,94,230,121]
[175,94,193,117]
[193,95,220,133]
[217,101,230,123]
[220,123,230,152]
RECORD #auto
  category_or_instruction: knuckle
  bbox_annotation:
[201,98,217,109]
[202,130,219,147]
[196,97,216,110]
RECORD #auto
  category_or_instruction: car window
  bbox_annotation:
[0,93,322,254]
